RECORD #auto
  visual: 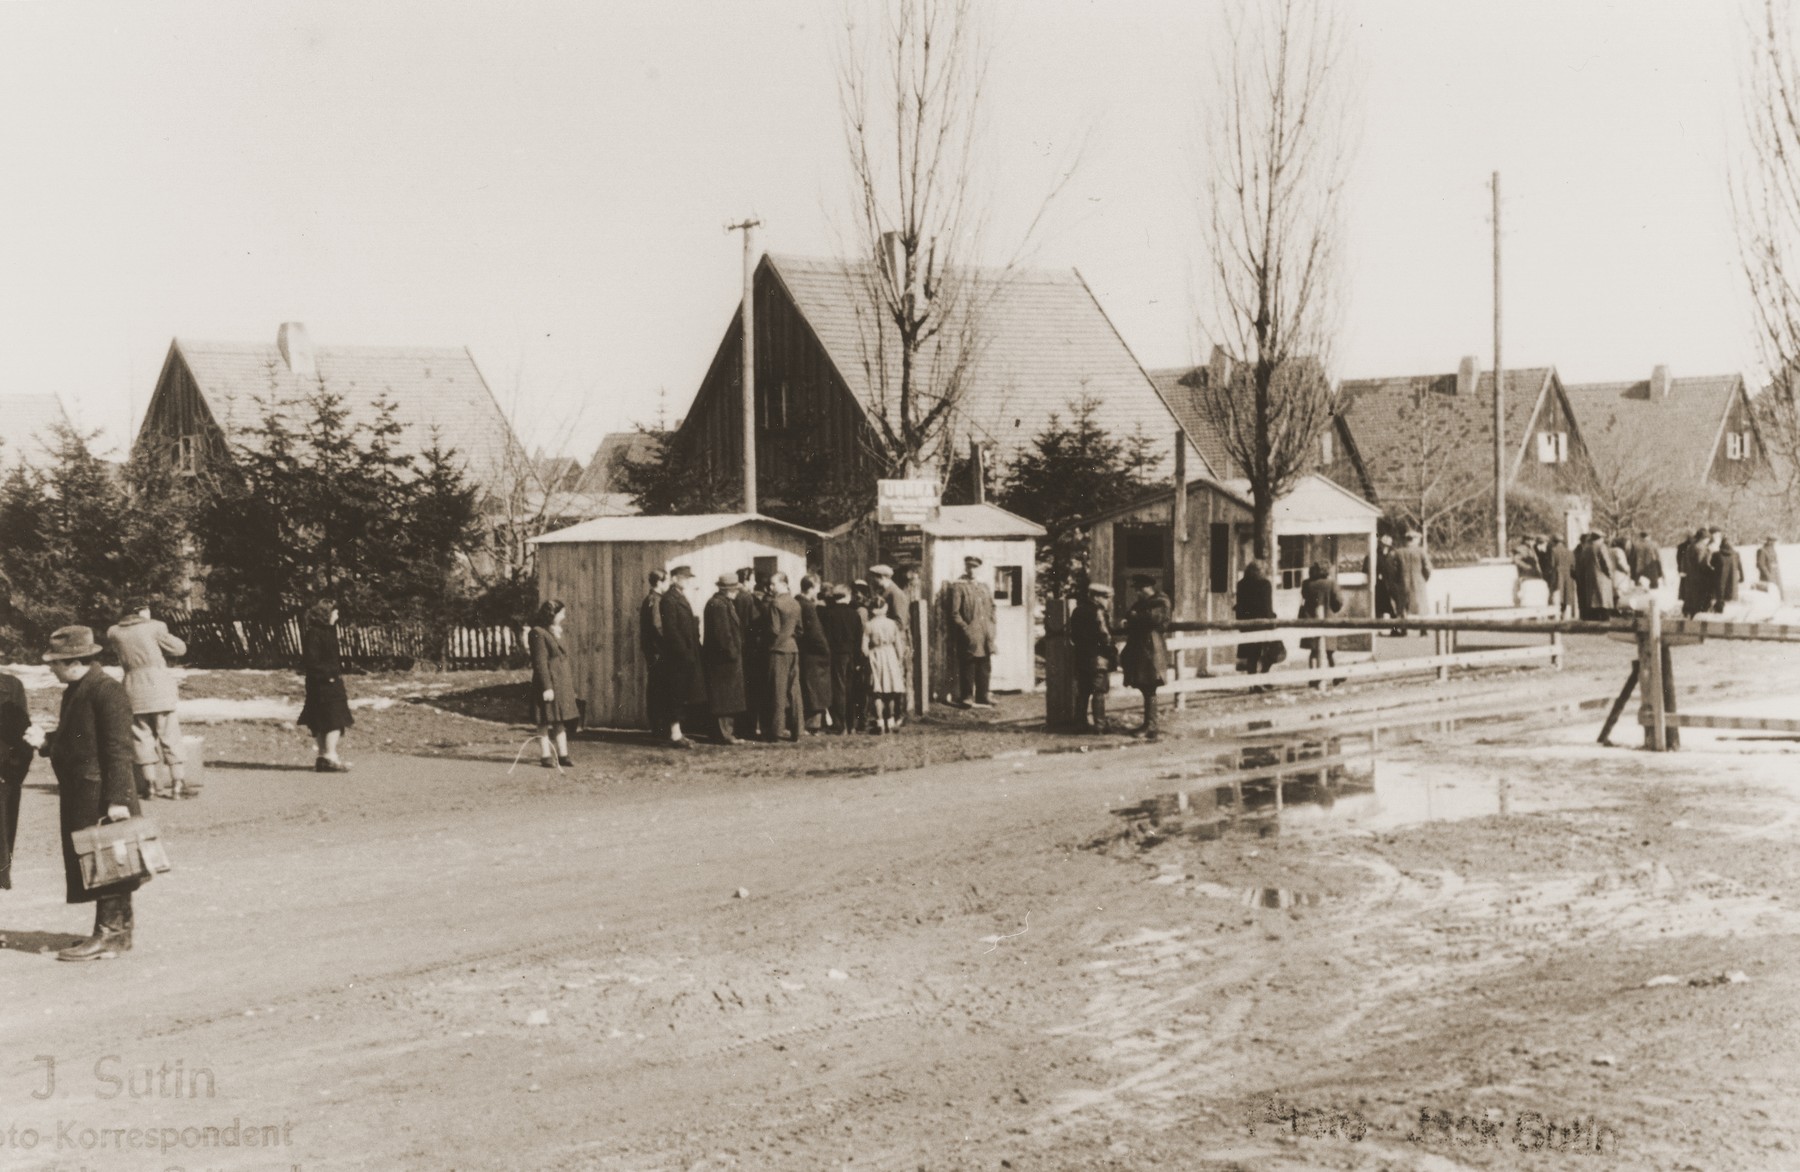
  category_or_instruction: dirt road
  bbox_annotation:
[2,638,1797,1170]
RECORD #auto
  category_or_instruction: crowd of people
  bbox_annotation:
[527,557,1005,755]
[1509,529,1786,620]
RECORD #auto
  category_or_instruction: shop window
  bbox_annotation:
[994,565,1023,606]
[1277,534,1307,589]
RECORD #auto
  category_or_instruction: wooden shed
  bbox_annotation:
[824,503,1047,698]
[1078,474,1380,666]
[530,514,821,729]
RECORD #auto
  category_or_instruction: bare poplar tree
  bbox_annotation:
[1375,391,1488,549]
[1737,0,1800,517]
[1194,0,1355,561]
[836,0,1068,480]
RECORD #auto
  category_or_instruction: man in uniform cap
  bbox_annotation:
[702,573,745,743]
[1068,582,1117,732]
[944,554,997,708]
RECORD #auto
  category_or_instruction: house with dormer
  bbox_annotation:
[1565,366,1767,490]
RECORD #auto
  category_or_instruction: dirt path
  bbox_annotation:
[2,639,1797,1170]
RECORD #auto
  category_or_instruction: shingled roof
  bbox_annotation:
[1148,367,1237,477]
[765,254,1206,475]
[1335,367,1565,502]
[1565,373,1747,485]
[0,394,74,473]
[574,430,661,496]
[164,331,529,497]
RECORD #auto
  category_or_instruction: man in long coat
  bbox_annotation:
[1374,535,1400,632]
[762,572,804,742]
[1391,531,1433,625]
[820,585,866,734]
[1547,536,1576,618]
[1068,583,1118,733]
[702,574,745,744]
[1758,536,1786,602]
[1572,533,1615,619]
[735,567,768,741]
[1630,531,1663,588]
[1120,574,1170,741]
[796,576,832,733]
[944,556,998,708]
[39,626,141,961]
[0,669,33,894]
[1713,536,1742,612]
[639,570,669,736]
[655,567,706,749]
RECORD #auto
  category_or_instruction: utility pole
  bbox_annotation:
[727,217,762,514]
[1491,172,1506,559]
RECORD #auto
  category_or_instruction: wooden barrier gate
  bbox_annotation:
[1597,612,1800,750]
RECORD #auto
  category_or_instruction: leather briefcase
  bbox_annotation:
[71,816,172,890]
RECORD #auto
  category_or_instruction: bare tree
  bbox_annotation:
[1194,0,1355,561]
[1736,0,1800,516]
[1374,390,1489,549]
[835,0,1070,481]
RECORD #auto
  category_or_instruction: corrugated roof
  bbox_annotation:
[765,254,1205,475]
[174,338,529,496]
[1335,368,1557,503]
[530,512,823,545]
[0,395,73,472]
[1565,374,1744,484]
[919,503,1046,538]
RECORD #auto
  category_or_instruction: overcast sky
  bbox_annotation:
[0,1,1752,459]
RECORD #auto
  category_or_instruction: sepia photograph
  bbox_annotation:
[1,1,1797,1168]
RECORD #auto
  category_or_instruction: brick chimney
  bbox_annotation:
[277,322,316,381]
[1650,364,1672,399]
[1455,355,1479,396]
[1208,344,1234,389]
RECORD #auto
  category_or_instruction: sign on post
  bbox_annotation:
[877,479,941,526]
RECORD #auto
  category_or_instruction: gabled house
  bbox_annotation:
[1565,367,1766,489]
[0,395,76,474]
[132,322,532,505]
[1333,358,1596,530]
[670,252,1205,528]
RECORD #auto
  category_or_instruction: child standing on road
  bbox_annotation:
[862,597,906,734]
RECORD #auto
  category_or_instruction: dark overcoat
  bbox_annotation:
[820,600,866,716]
[702,590,746,716]
[0,671,31,891]
[1572,538,1615,617]
[529,625,580,725]
[1548,542,1576,606]
[1068,598,1117,695]
[1391,545,1432,616]
[1715,542,1742,607]
[1120,592,1170,691]
[297,623,354,735]
[45,670,141,904]
[1298,575,1344,653]
[657,587,708,708]
[796,596,832,716]
[1234,574,1283,668]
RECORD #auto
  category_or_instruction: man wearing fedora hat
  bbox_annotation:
[39,626,141,961]
[702,572,745,744]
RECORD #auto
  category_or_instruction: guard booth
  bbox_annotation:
[530,513,822,729]
[1077,473,1380,667]
[823,483,1046,700]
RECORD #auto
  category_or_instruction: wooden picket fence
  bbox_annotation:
[162,608,522,670]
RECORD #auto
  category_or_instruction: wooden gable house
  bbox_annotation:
[1566,367,1768,490]
[670,252,1205,528]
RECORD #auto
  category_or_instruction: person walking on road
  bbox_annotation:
[762,572,804,743]
[820,585,866,735]
[529,599,579,768]
[37,626,140,962]
[0,668,36,897]
[1391,531,1433,628]
[1234,561,1283,686]
[298,601,354,772]
[1068,583,1118,733]
[945,556,997,709]
[796,576,832,734]
[1299,561,1345,685]
[702,574,745,744]
[1120,573,1170,741]
[1758,536,1785,603]
[106,601,193,800]
[656,567,706,749]
[640,570,669,738]
[1546,536,1576,619]
[861,596,906,734]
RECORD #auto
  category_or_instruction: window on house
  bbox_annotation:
[1277,534,1307,589]
[761,380,789,430]
[1727,433,1743,460]
[176,434,198,476]
[1557,432,1569,462]
[994,566,1023,606]
[1536,432,1567,464]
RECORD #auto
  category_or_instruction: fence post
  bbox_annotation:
[910,598,930,718]
[1641,608,1667,751]
[1435,599,1451,682]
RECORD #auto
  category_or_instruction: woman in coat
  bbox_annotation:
[298,601,354,772]
[529,599,579,767]
[105,601,192,799]
[1234,562,1283,685]
[38,626,140,961]
[796,576,833,733]
[0,669,34,896]
[702,574,746,743]
[1713,537,1743,611]
[1120,574,1170,740]
[1298,561,1344,685]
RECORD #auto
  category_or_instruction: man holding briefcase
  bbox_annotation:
[35,626,142,962]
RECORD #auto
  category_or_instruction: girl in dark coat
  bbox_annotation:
[1298,561,1344,685]
[1120,575,1170,740]
[38,626,141,961]
[1235,562,1283,683]
[530,599,579,768]
[796,576,833,733]
[656,567,707,749]
[298,601,354,772]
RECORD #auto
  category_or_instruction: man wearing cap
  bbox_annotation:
[868,565,910,725]
[105,599,192,800]
[762,572,804,742]
[1068,583,1118,732]
[655,567,705,749]
[702,573,745,744]
[38,626,140,961]
[1120,574,1170,741]
[640,570,670,737]
[944,555,997,708]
